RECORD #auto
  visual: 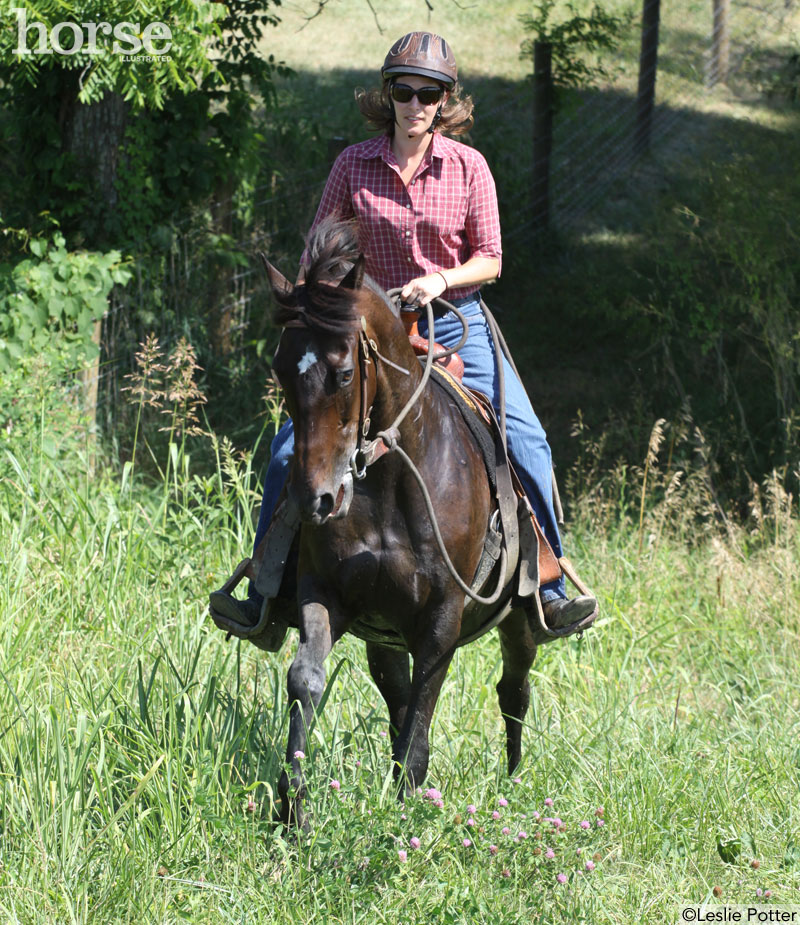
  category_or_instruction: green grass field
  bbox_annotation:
[1,364,798,923]
[1,1,799,921]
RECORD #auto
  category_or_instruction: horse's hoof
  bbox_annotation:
[276,800,309,833]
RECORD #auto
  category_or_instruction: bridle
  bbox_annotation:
[349,316,407,480]
[281,286,512,606]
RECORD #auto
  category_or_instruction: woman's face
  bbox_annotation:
[391,74,449,139]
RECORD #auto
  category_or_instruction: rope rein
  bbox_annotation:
[352,292,512,606]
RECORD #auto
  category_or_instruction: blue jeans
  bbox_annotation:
[251,295,566,600]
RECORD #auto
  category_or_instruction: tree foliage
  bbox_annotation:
[0,0,227,109]
[520,0,633,89]
[0,225,132,371]
[0,0,288,251]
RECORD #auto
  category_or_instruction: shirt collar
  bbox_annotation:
[356,132,460,164]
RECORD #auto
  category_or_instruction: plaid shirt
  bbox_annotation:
[309,132,502,299]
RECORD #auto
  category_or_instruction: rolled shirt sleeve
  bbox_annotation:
[464,151,502,274]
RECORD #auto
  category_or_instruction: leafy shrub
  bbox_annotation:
[0,227,132,372]
[520,0,633,91]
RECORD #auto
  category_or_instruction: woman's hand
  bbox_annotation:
[400,272,448,307]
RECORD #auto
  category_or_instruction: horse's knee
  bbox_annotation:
[287,658,325,707]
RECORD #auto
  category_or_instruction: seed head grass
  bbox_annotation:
[0,361,799,922]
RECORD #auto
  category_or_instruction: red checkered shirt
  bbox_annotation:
[309,132,502,300]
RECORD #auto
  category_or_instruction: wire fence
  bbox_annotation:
[70,0,797,432]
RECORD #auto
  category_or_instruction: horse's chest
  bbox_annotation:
[316,528,426,613]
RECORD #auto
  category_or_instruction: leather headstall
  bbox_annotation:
[350,320,402,480]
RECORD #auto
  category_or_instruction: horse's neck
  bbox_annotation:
[364,300,436,436]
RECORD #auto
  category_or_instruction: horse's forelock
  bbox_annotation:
[271,218,364,335]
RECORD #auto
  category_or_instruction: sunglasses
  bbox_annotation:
[390,83,444,106]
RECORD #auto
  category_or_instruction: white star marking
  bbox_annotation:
[297,349,318,375]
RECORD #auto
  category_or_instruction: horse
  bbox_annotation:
[261,222,544,828]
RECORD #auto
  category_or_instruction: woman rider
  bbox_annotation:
[212,31,596,633]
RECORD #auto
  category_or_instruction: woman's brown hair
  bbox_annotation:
[356,80,474,136]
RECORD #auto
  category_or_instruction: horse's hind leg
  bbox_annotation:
[496,608,538,775]
[367,643,411,742]
[391,612,460,795]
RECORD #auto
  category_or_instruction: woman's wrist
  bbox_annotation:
[435,270,448,291]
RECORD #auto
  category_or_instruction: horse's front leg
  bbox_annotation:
[279,576,346,828]
[392,604,461,795]
[367,643,411,742]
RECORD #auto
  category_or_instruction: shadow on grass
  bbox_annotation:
[241,51,796,497]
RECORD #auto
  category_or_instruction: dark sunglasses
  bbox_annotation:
[390,83,444,106]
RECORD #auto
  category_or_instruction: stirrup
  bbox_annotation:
[208,558,289,651]
[529,593,598,646]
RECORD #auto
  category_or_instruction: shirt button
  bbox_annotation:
[407,257,411,263]
[405,203,411,209]
[405,231,411,237]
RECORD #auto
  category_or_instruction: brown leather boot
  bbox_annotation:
[209,590,262,628]
[542,595,597,629]
[529,594,598,645]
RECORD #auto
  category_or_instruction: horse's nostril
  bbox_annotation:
[317,493,335,519]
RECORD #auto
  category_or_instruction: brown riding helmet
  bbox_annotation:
[381,32,458,86]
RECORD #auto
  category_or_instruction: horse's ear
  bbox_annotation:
[339,255,365,291]
[259,253,292,298]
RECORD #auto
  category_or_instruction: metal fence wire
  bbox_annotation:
[83,0,795,426]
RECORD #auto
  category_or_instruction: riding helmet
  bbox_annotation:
[381,32,458,86]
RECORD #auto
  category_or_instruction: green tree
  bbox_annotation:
[0,0,286,353]
[520,0,632,92]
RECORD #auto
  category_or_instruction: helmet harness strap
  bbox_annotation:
[427,104,443,134]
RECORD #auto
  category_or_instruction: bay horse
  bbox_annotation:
[262,222,542,828]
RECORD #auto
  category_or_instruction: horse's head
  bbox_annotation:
[262,223,382,525]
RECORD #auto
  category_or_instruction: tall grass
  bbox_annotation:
[1,356,799,922]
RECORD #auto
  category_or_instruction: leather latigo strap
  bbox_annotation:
[465,387,562,589]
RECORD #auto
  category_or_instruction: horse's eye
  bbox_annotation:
[335,368,355,389]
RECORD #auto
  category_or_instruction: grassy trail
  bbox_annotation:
[1,386,798,923]
[1,2,798,920]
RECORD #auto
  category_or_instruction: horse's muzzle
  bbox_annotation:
[291,471,354,525]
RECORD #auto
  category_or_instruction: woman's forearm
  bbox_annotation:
[400,256,500,305]
[437,256,500,290]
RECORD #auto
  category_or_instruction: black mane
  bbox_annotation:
[272,218,362,335]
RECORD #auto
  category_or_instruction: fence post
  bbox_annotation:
[532,41,554,233]
[635,0,661,154]
[327,136,348,166]
[709,0,730,85]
